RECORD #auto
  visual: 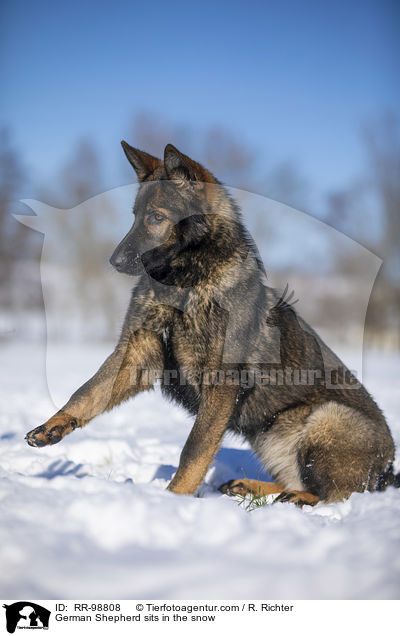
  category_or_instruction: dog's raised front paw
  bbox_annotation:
[25,414,79,447]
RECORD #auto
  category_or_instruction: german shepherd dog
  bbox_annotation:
[26,142,398,505]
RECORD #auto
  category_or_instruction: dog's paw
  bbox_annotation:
[273,490,319,507]
[219,479,251,497]
[25,414,79,447]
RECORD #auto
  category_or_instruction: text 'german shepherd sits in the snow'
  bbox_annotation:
[26,142,398,506]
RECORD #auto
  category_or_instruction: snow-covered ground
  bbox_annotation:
[0,342,399,600]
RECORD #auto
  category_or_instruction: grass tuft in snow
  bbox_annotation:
[231,490,273,511]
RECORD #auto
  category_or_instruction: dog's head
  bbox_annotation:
[110,142,222,283]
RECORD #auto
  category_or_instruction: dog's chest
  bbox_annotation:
[166,309,211,371]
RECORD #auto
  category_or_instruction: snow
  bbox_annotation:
[0,342,399,600]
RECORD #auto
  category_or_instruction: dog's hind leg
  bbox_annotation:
[297,401,395,503]
[248,401,394,504]
[219,478,319,507]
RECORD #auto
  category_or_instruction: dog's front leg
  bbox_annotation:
[167,384,238,495]
[26,328,163,447]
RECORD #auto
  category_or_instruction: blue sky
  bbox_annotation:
[1,0,399,199]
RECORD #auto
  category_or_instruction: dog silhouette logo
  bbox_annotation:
[2,602,50,633]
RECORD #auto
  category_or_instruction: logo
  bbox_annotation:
[2,603,50,633]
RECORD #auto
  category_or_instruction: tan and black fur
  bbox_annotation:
[26,142,398,505]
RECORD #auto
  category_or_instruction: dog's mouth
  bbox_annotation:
[111,240,176,280]
[110,251,143,275]
[125,253,145,276]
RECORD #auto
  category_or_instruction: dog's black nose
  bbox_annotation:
[109,250,126,271]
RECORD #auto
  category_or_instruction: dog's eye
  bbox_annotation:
[148,211,166,225]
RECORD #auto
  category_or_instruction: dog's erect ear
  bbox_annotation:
[164,144,216,183]
[121,141,162,181]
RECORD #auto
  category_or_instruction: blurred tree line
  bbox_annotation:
[0,113,399,346]
[0,129,39,304]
